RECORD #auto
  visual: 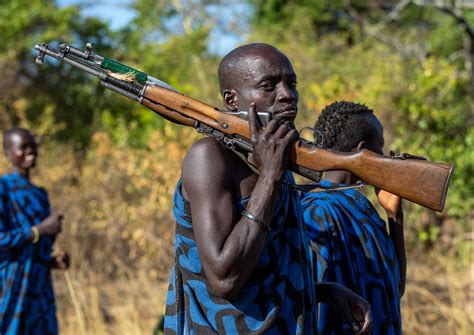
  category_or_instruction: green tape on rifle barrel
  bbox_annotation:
[100,58,148,84]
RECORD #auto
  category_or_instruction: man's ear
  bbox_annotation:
[223,89,238,111]
[4,150,14,163]
[352,141,366,152]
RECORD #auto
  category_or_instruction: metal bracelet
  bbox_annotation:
[31,226,40,244]
[242,210,271,232]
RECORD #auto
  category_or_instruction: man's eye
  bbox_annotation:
[259,82,275,90]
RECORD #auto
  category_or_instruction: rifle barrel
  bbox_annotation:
[35,44,105,80]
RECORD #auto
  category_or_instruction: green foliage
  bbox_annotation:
[393,58,473,218]
[249,0,473,232]
[0,0,121,147]
[251,0,356,32]
[0,0,77,53]
[0,0,220,148]
[95,0,221,147]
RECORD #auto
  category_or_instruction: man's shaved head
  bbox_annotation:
[218,43,290,95]
[3,127,38,172]
[217,42,298,125]
[3,127,33,153]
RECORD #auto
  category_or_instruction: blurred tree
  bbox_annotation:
[0,0,221,149]
[96,0,223,146]
[249,0,473,241]
[0,0,121,149]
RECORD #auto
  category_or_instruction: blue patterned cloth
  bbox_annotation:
[0,172,57,335]
[164,173,317,334]
[301,180,402,335]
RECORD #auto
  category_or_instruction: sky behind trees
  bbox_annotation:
[57,0,248,55]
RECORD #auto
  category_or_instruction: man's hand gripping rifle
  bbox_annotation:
[35,42,453,212]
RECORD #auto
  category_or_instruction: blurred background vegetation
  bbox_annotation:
[0,0,473,334]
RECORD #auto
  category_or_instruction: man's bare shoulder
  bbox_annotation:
[187,137,228,157]
[182,137,235,185]
[184,137,233,166]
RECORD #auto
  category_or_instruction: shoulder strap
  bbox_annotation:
[292,181,367,193]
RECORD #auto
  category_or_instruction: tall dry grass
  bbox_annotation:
[0,129,472,334]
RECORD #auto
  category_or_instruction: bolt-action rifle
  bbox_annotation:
[34,42,453,212]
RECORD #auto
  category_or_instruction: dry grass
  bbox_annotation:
[53,270,169,334]
[1,130,472,334]
[402,253,473,334]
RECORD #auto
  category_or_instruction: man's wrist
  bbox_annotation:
[242,210,271,231]
[36,224,45,236]
[387,208,403,222]
[259,170,284,184]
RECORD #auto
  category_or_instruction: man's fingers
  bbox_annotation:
[358,310,372,335]
[352,301,372,335]
[283,128,298,144]
[247,103,260,140]
[335,302,361,333]
[355,312,372,334]
[263,119,280,135]
[272,123,291,138]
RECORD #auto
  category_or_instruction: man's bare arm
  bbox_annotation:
[377,189,406,296]
[182,104,297,300]
[388,210,405,296]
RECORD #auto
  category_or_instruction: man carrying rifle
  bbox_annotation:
[163,43,371,334]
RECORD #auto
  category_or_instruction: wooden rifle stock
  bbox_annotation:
[294,145,453,212]
[141,85,453,212]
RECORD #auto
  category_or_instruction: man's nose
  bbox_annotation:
[277,84,297,102]
[25,147,37,155]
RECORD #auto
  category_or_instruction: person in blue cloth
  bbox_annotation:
[301,101,406,335]
[164,44,372,334]
[1,128,69,335]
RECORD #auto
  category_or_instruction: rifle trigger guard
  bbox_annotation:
[298,126,323,150]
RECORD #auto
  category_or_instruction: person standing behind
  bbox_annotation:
[301,101,405,335]
[0,128,69,335]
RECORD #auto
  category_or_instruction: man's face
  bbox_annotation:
[5,132,38,170]
[233,49,298,126]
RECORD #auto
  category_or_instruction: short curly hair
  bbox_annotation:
[314,101,377,152]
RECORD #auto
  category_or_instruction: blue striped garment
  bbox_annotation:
[164,173,317,334]
[0,173,57,335]
[301,180,402,335]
